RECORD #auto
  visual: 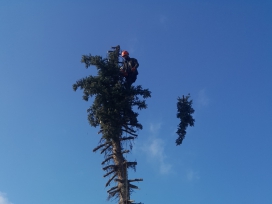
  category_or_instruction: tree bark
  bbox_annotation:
[112,139,130,204]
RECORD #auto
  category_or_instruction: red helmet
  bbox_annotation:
[121,50,129,57]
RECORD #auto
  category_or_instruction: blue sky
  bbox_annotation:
[1,1,272,204]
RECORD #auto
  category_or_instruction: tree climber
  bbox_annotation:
[120,50,139,88]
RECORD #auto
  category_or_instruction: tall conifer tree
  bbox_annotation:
[73,46,151,204]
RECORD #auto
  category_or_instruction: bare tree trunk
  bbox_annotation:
[112,139,130,204]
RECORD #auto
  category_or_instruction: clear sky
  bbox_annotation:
[1,1,272,204]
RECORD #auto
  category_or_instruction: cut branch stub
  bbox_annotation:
[114,178,124,183]
[129,184,139,189]
[103,164,118,171]
[128,178,143,183]
[106,173,117,187]
[101,144,112,154]
[109,150,130,157]
[120,136,136,141]
[122,129,138,137]
[93,141,111,152]
[107,186,118,193]
[103,169,115,178]
[125,161,137,167]
[108,188,119,200]
[101,156,113,165]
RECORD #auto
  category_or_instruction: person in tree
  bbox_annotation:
[120,50,139,88]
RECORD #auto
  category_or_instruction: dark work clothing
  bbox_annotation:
[121,57,139,87]
[123,57,139,73]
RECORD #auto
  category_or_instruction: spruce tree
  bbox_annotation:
[73,46,151,204]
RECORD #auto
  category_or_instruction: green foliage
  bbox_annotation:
[176,94,195,145]
[73,49,151,141]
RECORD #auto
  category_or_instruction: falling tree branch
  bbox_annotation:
[176,94,195,145]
